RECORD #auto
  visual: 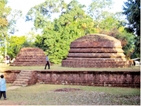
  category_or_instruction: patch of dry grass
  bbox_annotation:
[0,63,140,73]
[0,84,139,105]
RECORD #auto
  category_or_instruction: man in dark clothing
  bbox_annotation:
[44,55,50,69]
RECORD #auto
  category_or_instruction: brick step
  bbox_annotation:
[18,71,32,75]
[14,79,29,82]
[17,76,30,80]
[20,71,32,73]
[17,75,31,78]
[12,71,33,86]
[12,83,28,86]
[13,83,28,86]
[18,73,32,76]
[13,81,28,84]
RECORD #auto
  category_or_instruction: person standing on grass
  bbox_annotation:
[44,54,50,69]
[0,75,7,100]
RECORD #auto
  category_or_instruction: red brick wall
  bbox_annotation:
[4,70,140,87]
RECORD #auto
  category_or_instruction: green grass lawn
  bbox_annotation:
[0,63,140,72]
[0,84,139,105]
[0,63,140,105]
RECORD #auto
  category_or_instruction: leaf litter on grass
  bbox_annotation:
[6,84,140,105]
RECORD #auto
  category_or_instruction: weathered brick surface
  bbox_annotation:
[10,47,46,66]
[4,70,21,83]
[4,70,37,86]
[4,70,140,87]
[62,34,129,67]
[5,70,140,87]
[70,34,122,48]
[62,59,128,67]
[69,48,124,53]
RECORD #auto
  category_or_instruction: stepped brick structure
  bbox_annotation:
[62,34,129,68]
[12,71,37,86]
[10,47,46,66]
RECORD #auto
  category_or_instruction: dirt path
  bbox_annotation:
[0,101,20,105]
[7,86,22,91]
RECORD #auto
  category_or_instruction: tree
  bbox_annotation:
[0,0,11,57]
[7,36,30,59]
[116,27,135,59]
[98,13,122,31]
[0,0,22,59]
[27,0,67,30]
[8,9,22,34]
[87,0,113,21]
[34,0,95,63]
[98,20,135,59]
[31,0,136,63]
[88,0,137,59]
[123,0,140,36]
[123,0,140,58]
[0,0,10,30]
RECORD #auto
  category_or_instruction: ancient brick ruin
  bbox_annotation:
[10,47,46,66]
[4,70,140,87]
[62,34,129,67]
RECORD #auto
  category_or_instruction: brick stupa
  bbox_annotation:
[10,47,46,66]
[62,34,129,68]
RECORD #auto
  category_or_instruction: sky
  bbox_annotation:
[7,0,127,35]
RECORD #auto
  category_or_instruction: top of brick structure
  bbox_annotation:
[10,47,46,66]
[71,34,122,48]
[62,34,129,68]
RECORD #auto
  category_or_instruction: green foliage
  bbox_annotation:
[0,0,22,60]
[99,25,135,59]
[131,36,140,58]
[88,0,113,21]
[0,0,11,38]
[34,0,95,63]
[98,13,122,31]
[31,0,137,63]
[0,0,11,60]
[27,0,67,30]
[7,36,31,59]
[123,0,140,58]
[117,29,135,59]
[123,0,140,36]
[0,0,10,25]
[8,9,22,34]
[0,1,22,35]
[94,12,135,59]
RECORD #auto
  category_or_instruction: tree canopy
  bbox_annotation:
[34,0,95,63]
[0,0,11,38]
[1,0,138,63]
[0,0,22,60]
[123,0,140,58]
[123,0,140,36]
[26,0,135,63]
